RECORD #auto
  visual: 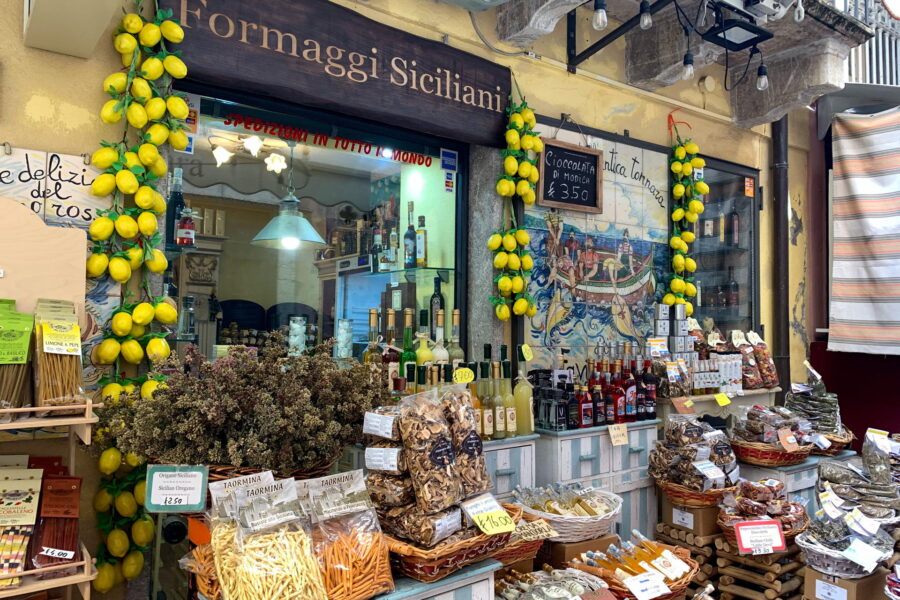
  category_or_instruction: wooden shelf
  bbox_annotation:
[659,387,781,405]
[0,542,96,599]
[0,402,99,445]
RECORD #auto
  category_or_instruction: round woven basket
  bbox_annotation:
[491,511,547,566]
[569,544,699,600]
[797,532,893,579]
[812,429,856,456]
[729,438,813,467]
[516,490,622,543]
[718,512,809,546]
[658,480,737,508]
[206,456,339,482]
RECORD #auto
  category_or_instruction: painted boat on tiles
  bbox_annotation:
[553,251,656,304]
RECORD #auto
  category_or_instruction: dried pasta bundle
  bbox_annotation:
[312,512,393,600]
[33,325,83,416]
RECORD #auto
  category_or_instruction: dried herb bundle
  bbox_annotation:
[98,337,389,473]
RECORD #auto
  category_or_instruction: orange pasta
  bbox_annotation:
[312,513,393,600]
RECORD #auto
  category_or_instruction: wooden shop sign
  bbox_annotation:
[164,0,511,146]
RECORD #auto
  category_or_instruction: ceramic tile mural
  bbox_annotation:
[524,126,670,370]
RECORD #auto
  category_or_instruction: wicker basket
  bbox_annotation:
[797,532,892,579]
[729,438,813,467]
[206,456,338,482]
[516,490,623,543]
[569,544,699,600]
[658,480,737,508]
[385,503,524,583]
[718,512,810,547]
[492,511,547,566]
[812,429,856,456]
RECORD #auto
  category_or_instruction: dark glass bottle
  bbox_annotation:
[566,383,579,430]
[642,360,658,420]
[429,277,445,342]
[579,386,594,428]
[399,309,416,379]
[727,266,740,308]
[592,385,606,426]
[403,201,417,269]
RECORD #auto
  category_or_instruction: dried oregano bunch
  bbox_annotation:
[99,335,389,473]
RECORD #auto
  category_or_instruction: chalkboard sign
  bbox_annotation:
[536,138,603,213]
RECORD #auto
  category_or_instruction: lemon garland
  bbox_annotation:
[663,137,709,315]
[488,94,541,322]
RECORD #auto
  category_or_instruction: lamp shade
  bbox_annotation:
[251,194,325,249]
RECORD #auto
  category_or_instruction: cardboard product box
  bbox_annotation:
[503,558,535,574]
[535,533,619,569]
[660,496,721,537]
[671,304,687,320]
[804,566,889,600]
[654,319,670,336]
[671,319,689,336]
[669,336,687,353]
[654,304,670,320]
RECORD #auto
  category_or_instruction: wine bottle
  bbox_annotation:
[403,201,416,269]
[361,309,381,364]
[383,309,400,386]
[446,309,465,369]
[431,309,449,364]
[416,215,428,267]
[429,277,444,341]
[399,308,416,379]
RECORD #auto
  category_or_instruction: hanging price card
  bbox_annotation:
[452,367,474,384]
[621,571,671,600]
[510,518,559,542]
[733,519,786,555]
[841,538,883,572]
[521,344,534,361]
[145,465,209,513]
[777,428,800,451]
[460,493,515,535]
[672,397,695,415]
[608,423,629,446]
[714,393,732,407]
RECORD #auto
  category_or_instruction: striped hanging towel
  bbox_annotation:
[829,106,900,354]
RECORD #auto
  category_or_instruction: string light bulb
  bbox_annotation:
[639,0,653,29]
[592,0,609,31]
[243,135,263,157]
[212,145,234,167]
[264,152,287,173]
[682,52,695,80]
[756,62,769,91]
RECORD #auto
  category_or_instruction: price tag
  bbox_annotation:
[733,519,786,555]
[460,493,515,535]
[823,483,845,505]
[845,508,880,537]
[362,412,397,439]
[608,423,629,446]
[815,580,848,600]
[777,428,800,452]
[692,460,725,480]
[803,359,823,381]
[452,367,474,384]
[510,518,559,542]
[621,571,671,600]
[39,547,75,559]
[672,397,695,415]
[671,506,694,529]
[521,344,534,361]
[714,393,732,406]
[813,434,832,450]
[840,537,883,572]
[145,465,209,513]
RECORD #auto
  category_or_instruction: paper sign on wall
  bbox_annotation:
[608,423,629,446]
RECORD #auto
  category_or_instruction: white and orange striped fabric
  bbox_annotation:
[829,105,900,354]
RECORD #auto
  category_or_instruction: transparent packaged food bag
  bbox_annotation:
[439,384,491,498]
[0,310,34,423]
[377,503,462,547]
[33,310,85,417]
[366,472,414,507]
[311,509,393,600]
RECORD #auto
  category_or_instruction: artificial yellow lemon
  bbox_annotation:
[670,161,683,174]
[149,157,168,177]
[86,253,109,278]
[122,13,143,33]
[670,278,686,294]
[662,293,676,306]
[114,33,137,55]
[685,301,694,316]
[520,107,536,126]
[130,77,152,102]
[503,156,518,176]
[495,303,511,321]
[505,129,520,147]
[515,179,530,198]
[139,23,161,47]
[93,488,113,512]
[165,95,189,120]
[113,562,125,586]
[100,100,123,124]
[123,383,136,396]
[502,233,517,252]
[130,324,146,338]
[688,199,705,215]
[111,312,134,337]
[504,179,517,197]
[521,135,535,151]
[511,276,525,294]
[513,298,529,315]
[99,447,122,475]
[681,231,695,243]
[115,491,138,518]
[672,183,685,199]
[486,233,502,251]
[528,167,540,184]
[103,72,128,96]
[685,211,698,223]
[114,214,139,238]
[493,252,509,269]
[122,550,144,580]
[531,137,544,153]
[684,283,697,297]
[154,302,177,324]
[126,102,148,129]
[96,338,121,364]
[137,211,158,236]
[145,248,168,273]
[497,276,512,294]
[168,129,189,151]
[164,55,188,79]
[526,303,538,317]
[691,157,706,168]
[132,302,155,326]
[684,257,697,272]
[133,480,146,506]
[124,246,143,270]
[508,113,525,130]
[101,383,124,402]
[87,216,114,239]
[522,189,536,205]
[160,20,185,43]
[672,254,685,273]
[674,146,686,160]
[134,186,156,210]
[143,97,166,122]
[125,453,144,468]
[108,257,132,283]
[684,141,699,155]
[137,143,160,166]
[93,564,116,594]
[521,253,534,271]
[517,161,532,179]
[671,208,685,222]
[507,252,521,271]
[146,123,169,147]
[681,162,693,177]
[107,528,129,558]
[695,181,710,195]
[674,296,686,305]
[91,147,119,170]
[121,50,140,68]
[669,236,683,249]
[515,229,530,246]
[495,180,508,196]
[141,57,164,80]
[141,379,164,400]
[131,515,155,546]
[122,152,141,170]
[120,339,144,365]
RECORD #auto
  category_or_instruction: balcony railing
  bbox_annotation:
[831,0,900,85]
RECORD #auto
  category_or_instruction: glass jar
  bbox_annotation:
[177,295,196,338]
[288,316,307,356]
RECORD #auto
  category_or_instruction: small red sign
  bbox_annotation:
[734,519,787,555]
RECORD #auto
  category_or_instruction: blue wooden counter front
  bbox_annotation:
[376,559,502,600]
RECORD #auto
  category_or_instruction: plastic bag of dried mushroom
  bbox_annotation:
[439,384,492,499]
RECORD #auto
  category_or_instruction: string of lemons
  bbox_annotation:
[662,139,709,316]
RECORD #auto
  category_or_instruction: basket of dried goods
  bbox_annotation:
[717,479,809,545]
[796,518,893,579]
[784,378,853,456]
[383,503,524,582]
[651,415,740,507]
[730,405,815,466]
[568,532,699,600]
[815,429,856,456]
[512,483,622,543]
[491,511,549,566]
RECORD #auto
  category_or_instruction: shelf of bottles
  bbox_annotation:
[691,170,755,331]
